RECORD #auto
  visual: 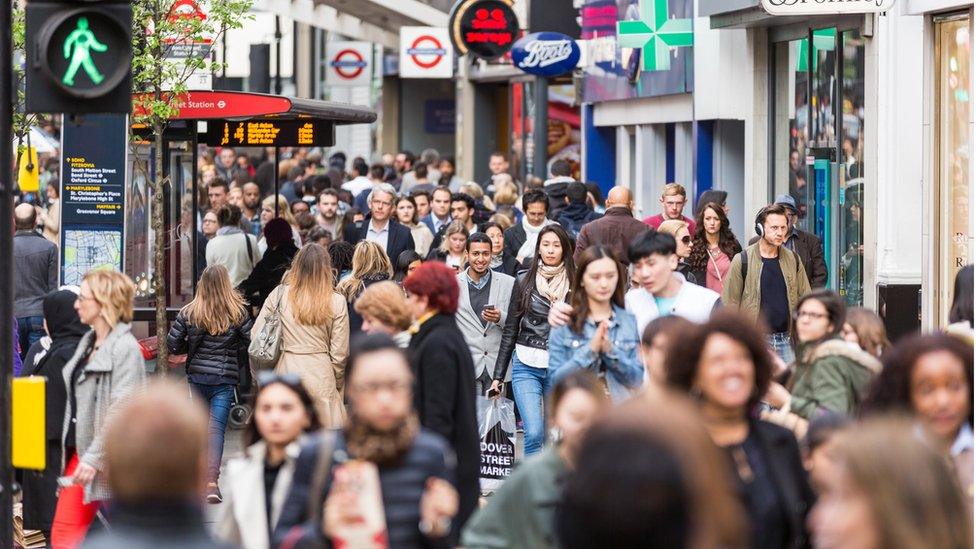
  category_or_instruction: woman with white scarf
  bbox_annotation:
[489,225,575,457]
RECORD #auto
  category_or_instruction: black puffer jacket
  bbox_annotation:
[492,271,567,381]
[167,312,253,384]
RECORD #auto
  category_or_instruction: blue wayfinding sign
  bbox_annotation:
[59,114,127,285]
[511,32,580,77]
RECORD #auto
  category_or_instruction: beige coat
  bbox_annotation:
[256,285,349,427]
[214,439,303,549]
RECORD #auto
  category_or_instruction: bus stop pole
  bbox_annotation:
[0,0,17,542]
[273,146,279,218]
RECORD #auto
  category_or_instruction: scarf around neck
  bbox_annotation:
[536,263,569,304]
[517,216,555,262]
[344,413,420,466]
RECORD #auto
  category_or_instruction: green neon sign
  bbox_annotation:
[796,28,836,72]
[616,0,694,72]
[62,17,108,87]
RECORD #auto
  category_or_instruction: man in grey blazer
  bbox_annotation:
[455,233,516,394]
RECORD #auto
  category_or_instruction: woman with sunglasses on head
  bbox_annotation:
[489,224,575,457]
[657,219,699,285]
[548,246,643,403]
[763,290,881,437]
[666,311,815,549]
[687,201,742,293]
[168,264,254,504]
[215,373,320,549]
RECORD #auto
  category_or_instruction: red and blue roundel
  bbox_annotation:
[511,32,581,77]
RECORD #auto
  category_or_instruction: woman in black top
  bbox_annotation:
[666,311,815,549]
[167,264,253,503]
[489,224,574,457]
[238,218,299,311]
[20,290,88,539]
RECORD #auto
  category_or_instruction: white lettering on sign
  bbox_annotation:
[760,0,895,16]
[518,39,575,69]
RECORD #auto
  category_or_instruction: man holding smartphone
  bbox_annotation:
[455,233,516,394]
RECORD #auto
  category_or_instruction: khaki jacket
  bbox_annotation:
[721,243,812,330]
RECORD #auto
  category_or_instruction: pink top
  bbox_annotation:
[643,213,697,236]
[705,246,731,294]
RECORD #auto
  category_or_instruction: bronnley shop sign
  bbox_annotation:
[761,0,896,16]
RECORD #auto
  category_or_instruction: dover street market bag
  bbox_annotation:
[477,395,517,493]
[249,284,286,369]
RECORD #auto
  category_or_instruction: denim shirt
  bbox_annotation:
[548,304,643,402]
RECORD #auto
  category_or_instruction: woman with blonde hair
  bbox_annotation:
[258,194,302,253]
[810,417,972,549]
[492,176,522,223]
[167,264,253,503]
[337,241,394,334]
[51,270,145,547]
[460,181,496,212]
[432,220,469,272]
[353,281,413,347]
[254,244,349,427]
[840,307,890,358]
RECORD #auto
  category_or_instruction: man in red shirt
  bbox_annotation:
[643,183,697,235]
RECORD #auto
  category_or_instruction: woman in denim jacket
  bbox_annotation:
[549,246,643,402]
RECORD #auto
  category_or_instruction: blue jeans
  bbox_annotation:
[767,332,795,365]
[511,355,553,457]
[17,316,44,360]
[190,383,235,481]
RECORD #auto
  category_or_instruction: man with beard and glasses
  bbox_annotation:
[274,334,460,548]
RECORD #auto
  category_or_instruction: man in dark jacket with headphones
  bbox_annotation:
[722,203,812,364]
[748,194,828,289]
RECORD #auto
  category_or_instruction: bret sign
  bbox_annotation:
[511,32,581,77]
[325,41,373,87]
[760,0,895,16]
[400,27,454,78]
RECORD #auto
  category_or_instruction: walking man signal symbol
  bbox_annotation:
[62,17,108,87]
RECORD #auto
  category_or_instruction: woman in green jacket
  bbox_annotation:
[461,371,607,549]
[765,290,881,435]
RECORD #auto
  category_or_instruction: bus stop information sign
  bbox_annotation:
[202,119,335,147]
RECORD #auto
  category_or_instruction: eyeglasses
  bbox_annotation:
[77,293,96,302]
[679,235,692,244]
[797,311,829,321]
[257,371,303,388]
[349,380,411,395]
[371,199,393,208]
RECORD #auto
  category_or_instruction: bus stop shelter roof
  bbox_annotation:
[135,90,377,124]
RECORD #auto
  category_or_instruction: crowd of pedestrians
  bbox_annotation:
[10,144,974,549]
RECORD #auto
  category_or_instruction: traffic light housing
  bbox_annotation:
[25,0,133,114]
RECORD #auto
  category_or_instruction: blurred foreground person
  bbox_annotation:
[839,307,890,358]
[666,312,814,549]
[82,380,229,549]
[354,281,413,347]
[402,261,479,535]
[809,417,972,549]
[216,374,321,549]
[274,334,459,548]
[463,371,608,548]
[639,315,694,390]
[556,393,747,549]
[863,334,973,498]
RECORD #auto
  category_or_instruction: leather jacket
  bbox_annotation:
[492,272,565,381]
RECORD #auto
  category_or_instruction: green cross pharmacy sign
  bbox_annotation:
[617,0,694,72]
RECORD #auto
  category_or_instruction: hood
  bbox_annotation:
[42,289,88,340]
[544,176,575,187]
[561,202,593,217]
[808,338,882,375]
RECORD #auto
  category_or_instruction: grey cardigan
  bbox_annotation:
[61,322,146,503]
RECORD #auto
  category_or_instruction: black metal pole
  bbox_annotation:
[0,0,16,543]
[273,146,279,217]
[274,16,282,95]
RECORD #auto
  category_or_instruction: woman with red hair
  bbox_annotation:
[402,261,479,540]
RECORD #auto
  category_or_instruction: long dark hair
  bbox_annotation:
[245,379,322,446]
[687,202,741,271]
[518,224,575,316]
[794,289,846,344]
[949,264,973,327]
[569,246,626,334]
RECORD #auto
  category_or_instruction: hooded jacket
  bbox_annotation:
[787,338,882,419]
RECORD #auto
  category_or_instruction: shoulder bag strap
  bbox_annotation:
[739,247,749,302]
[305,431,336,521]
[243,232,254,265]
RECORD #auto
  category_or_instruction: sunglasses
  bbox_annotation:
[679,235,692,244]
[256,371,303,389]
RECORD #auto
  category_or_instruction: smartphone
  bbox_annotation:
[487,385,501,398]
[483,304,496,311]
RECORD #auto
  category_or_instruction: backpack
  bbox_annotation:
[738,246,804,301]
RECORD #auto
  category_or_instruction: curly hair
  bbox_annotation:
[861,334,974,426]
[665,310,774,415]
[402,260,460,314]
[687,202,742,271]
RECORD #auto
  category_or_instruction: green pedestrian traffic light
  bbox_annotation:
[26,0,133,114]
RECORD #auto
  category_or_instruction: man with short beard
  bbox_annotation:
[241,182,262,237]
[316,189,343,240]
[274,334,460,547]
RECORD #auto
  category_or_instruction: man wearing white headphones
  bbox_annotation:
[721,203,812,363]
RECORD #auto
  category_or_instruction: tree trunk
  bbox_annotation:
[152,126,169,373]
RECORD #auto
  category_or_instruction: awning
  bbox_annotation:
[133,90,377,124]
[700,0,868,30]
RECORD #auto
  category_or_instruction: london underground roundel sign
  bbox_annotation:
[330,48,368,79]
[511,32,580,77]
[448,0,519,60]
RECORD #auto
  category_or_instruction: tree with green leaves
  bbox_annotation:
[131,0,251,369]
